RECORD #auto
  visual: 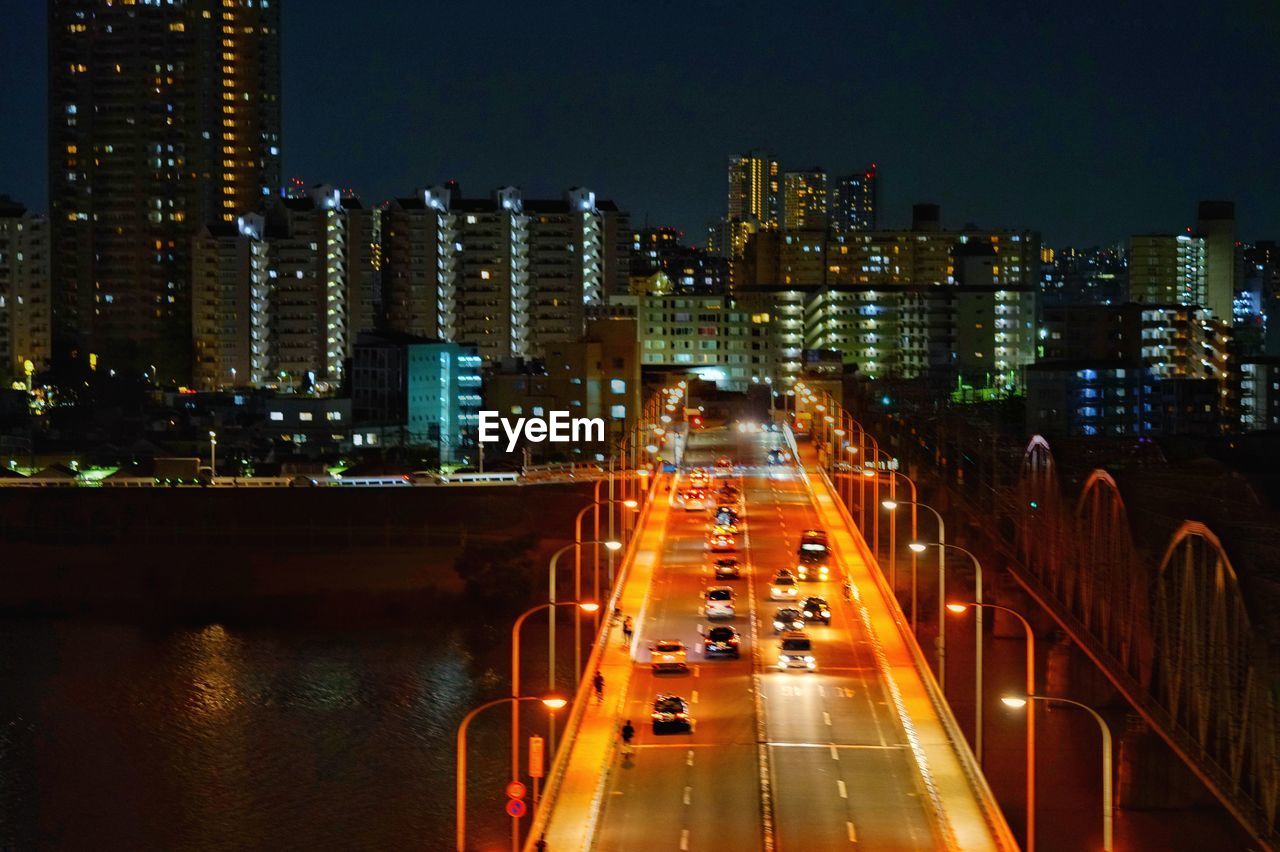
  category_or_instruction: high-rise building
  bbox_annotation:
[630,227,728,295]
[190,185,380,391]
[726,150,779,228]
[49,0,281,381]
[782,168,827,231]
[637,294,771,390]
[382,186,629,363]
[830,166,878,232]
[1197,200,1238,321]
[1128,233,1204,306]
[0,196,52,385]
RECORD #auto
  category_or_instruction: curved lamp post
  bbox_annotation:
[883,499,947,691]
[457,693,567,852]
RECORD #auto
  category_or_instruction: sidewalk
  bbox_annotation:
[795,441,1016,852]
[528,475,672,850]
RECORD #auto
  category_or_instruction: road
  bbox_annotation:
[594,425,941,851]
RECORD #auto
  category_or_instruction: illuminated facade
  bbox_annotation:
[1129,233,1205,306]
[830,166,878,232]
[191,185,379,391]
[48,0,281,381]
[0,197,52,385]
[782,168,828,231]
[727,150,779,228]
[637,295,771,390]
[382,186,628,363]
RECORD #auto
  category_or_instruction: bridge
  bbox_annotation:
[523,423,1014,850]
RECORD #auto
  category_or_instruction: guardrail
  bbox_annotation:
[789,425,1017,852]
[520,471,661,850]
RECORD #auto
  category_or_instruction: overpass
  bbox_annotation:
[525,424,1013,850]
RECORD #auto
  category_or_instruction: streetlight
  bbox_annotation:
[510,600,598,851]
[883,499,948,691]
[1002,694,1113,852]
[915,542,985,762]
[208,430,217,481]
[952,601,1037,852]
[545,540,620,758]
[456,693,567,852]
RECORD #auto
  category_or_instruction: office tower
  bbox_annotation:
[1197,200,1238,320]
[830,166,878,232]
[382,186,629,363]
[782,168,828,231]
[726,150,779,228]
[48,0,281,381]
[1129,234,1204,306]
[191,185,379,391]
[0,197,52,384]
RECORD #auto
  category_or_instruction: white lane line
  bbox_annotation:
[847,820,858,842]
[680,828,690,850]
[837,779,848,799]
[683,785,692,805]
[830,744,839,760]
[686,749,695,766]
[691,690,699,704]
[693,664,701,678]
[823,711,832,726]
[818,685,826,697]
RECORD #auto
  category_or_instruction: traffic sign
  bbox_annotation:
[505,780,527,800]
[528,735,545,778]
[506,799,527,818]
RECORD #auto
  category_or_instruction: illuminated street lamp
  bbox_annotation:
[457,693,566,852]
[921,543,984,759]
[952,601,1037,851]
[510,599,598,847]
[208,430,217,482]
[1002,695,1113,852]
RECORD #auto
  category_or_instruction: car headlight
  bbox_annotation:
[772,621,783,629]
[803,611,813,618]
[804,655,815,662]
[779,655,790,663]
[821,610,830,618]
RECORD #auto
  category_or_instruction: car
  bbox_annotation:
[777,631,817,670]
[772,607,805,632]
[687,467,710,484]
[651,694,693,732]
[802,596,832,625]
[714,506,739,528]
[715,455,734,470]
[769,570,800,600]
[767,449,785,466]
[712,557,743,580]
[704,625,741,658]
[703,586,735,619]
[650,640,689,672]
[707,532,736,553]
[684,491,707,511]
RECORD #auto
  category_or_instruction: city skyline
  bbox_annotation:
[2,1,1278,246]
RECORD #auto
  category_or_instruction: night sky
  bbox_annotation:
[3,0,1278,246]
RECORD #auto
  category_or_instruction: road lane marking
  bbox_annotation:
[818,685,826,697]
[687,748,695,765]
[680,828,690,850]
[764,741,906,750]
[837,779,848,799]
[830,744,839,760]
[691,690,699,704]
[683,786,692,805]
[693,664,701,677]
[847,820,858,842]
[823,711,832,726]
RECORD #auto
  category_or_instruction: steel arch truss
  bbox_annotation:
[1153,522,1278,833]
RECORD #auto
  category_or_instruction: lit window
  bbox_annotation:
[299,412,313,422]
[610,404,626,419]
[269,411,283,421]
[610,379,626,394]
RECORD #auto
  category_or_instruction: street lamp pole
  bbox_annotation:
[511,600,598,851]
[1004,694,1112,852]
[925,543,984,761]
[456,694,566,852]
[886,499,947,691]
[953,601,1036,852]
[208,430,217,482]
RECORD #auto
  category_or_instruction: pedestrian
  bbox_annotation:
[621,616,633,645]
[620,719,635,755]
[592,671,604,703]
[534,836,547,851]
